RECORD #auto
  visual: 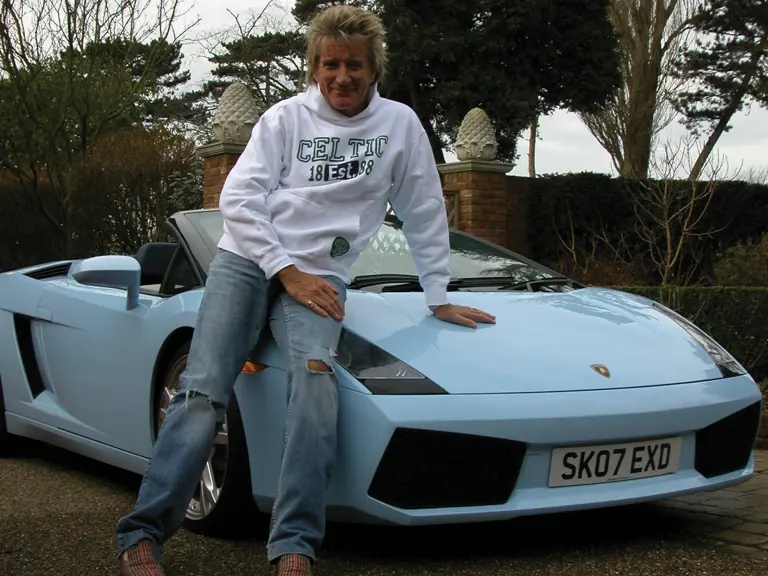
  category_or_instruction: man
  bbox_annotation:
[116,5,495,575]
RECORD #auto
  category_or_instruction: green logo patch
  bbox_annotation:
[330,237,350,257]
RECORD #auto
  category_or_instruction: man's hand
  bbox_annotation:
[433,304,496,329]
[278,266,344,321]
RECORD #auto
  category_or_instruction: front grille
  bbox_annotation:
[367,428,526,509]
[694,401,761,478]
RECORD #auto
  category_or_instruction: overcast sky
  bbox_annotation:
[176,0,768,180]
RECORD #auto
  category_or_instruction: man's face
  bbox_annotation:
[314,37,375,117]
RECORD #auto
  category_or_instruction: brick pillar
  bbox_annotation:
[196,142,246,209]
[196,82,259,209]
[437,160,514,247]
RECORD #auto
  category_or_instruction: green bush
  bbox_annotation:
[614,285,768,382]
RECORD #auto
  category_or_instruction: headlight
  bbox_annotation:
[335,329,447,394]
[653,303,746,378]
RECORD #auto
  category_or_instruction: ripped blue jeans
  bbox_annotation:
[115,248,346,564]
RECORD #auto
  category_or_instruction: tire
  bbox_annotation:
[155,341,260,538]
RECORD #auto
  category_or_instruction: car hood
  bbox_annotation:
[341,287,725,394]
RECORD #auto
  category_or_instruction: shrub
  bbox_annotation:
[713,232,768,286]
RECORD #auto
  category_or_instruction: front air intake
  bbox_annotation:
[367,428,526,509]
[694,401,761,478]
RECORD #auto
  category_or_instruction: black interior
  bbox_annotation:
[134,242,177,286]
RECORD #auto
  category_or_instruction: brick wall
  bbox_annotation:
[441,168,509,247]
[203,153,241,209]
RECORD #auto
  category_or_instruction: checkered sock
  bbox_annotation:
[121,541,165,576]
[277,554,313,576]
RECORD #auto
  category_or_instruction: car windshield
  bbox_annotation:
[184,210,556,283]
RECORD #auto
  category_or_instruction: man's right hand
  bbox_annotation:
[278,265,345,321]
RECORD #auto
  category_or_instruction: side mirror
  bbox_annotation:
[71,255,141,310]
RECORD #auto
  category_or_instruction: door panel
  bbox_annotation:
[36,283,160,454]
[0,272,51,319]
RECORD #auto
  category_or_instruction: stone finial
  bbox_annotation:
[212,83,260,145]
[454,108,498,161]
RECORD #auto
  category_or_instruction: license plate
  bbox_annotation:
[548,437,683,487]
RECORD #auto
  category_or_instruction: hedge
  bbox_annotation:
[614,285,768,382]
[526,173,768,286]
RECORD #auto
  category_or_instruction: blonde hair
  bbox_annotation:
[305,5,388,86]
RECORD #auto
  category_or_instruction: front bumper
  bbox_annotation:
[324,374,762,525]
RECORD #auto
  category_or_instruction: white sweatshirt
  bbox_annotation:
[217,83,451,308]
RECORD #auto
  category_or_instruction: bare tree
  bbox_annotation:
[195,1,307,115]
[553,202,644,285]
[632,133,736,285]
[743,165,768,185]
[528,116,538,178]
[0,0,198,257]
[578,0,700,179]
[553,133,735,287]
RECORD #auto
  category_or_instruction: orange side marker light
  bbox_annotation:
[242,361,267,373]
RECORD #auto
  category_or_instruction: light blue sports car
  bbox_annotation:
[0,208,762,537]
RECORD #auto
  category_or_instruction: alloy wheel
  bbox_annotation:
[156,365,230,521]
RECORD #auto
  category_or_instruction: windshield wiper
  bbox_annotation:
[498,277,580,291]
[348,274,511,290]
[348,274,579,291]
[347,274,421,289]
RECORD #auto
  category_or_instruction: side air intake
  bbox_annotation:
[12,315,46,398]
[24,263,71,280]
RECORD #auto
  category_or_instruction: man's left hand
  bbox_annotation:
[433,304,496,329]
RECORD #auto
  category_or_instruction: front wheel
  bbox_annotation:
[155,341,259,537]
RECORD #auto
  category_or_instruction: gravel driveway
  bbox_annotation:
[1,439,766,576]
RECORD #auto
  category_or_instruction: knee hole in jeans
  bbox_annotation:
[304,345,337,374]
[306,359,333,373]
